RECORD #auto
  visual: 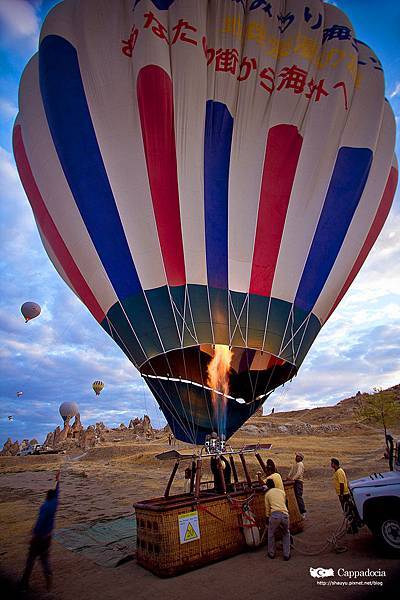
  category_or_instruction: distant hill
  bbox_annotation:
[267,384,399,423]
[242,384,400,437]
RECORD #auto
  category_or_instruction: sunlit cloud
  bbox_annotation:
[0,98,18,120]
[390,82,400,99]
[0,0,40,52]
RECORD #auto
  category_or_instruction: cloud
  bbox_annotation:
[0,0,40,54]
[0,98,18,120]
[0,293,160,444]
[0,0,39,39]
[390,83,400,99]
[0,145,19,186]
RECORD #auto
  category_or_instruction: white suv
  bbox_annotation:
[348,437,400,555]
[19,444,41,456]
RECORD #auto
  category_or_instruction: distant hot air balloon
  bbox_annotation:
[21,302,41,323]
[59,401,79,423]
[8,416,13,422]
[92,381,104,396]
[13,0,398,444]
[16,391,23,398]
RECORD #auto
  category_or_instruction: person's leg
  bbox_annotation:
[39,537,53,591]
[294,481,306,513]
[21,539,39,588]
[341,494,351,516]
[267,514,280,557]
[281,514,291,559]
[339,494,349,511]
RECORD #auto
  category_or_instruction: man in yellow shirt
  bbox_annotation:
[331,458,350,510]
[258,459,285,491]
[264,479,290,560]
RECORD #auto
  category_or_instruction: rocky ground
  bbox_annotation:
[0,388,399,600]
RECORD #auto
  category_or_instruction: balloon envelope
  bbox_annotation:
[13,0,398,443]
[21,302,41,323]
[59,401,79,422]
[92,381,104,396]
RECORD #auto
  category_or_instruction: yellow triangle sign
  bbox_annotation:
[184,522,198,541]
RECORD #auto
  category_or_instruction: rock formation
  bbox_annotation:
[95,422,107,432]
[241,420,344,436]
[127,415,155,438]
[20,439,29,450]
[78,425,97,449]
[70,413,84,437]
[0,438,20,456]
[43,430,54,448]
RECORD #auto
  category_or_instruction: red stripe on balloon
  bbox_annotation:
[249,124,303,296]
[327,165,398,321]
[137,65,186,287]
[13,124,105,323]
[267,354,286,368]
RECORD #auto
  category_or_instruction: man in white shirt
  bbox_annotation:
[183,467,192,493]
[288,452,306,517]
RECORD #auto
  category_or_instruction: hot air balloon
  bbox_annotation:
[92,381,104,396]
[16,391,23,398]
[21,302,41,323]
[59,401,79,423]
[13,0,397,445]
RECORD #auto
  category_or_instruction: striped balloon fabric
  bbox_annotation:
[92,381,105,396]
[13,0,397,444]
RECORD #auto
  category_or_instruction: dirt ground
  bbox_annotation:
[0,429,399,600]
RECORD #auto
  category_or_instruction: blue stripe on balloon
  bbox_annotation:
[295,146,373,314]
[39,35,141,300]
[204,101,233,289]
[134,0,175,8]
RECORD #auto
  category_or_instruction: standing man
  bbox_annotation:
[288,451,306,517]
[183,467,192,493]
[21,469,61,591]
[264,479,291,561]
[331,458,350,510]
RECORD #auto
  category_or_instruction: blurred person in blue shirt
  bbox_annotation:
[20,469,61,591]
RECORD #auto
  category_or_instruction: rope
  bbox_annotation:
[227,493,255,508]
[197,493,259,531]
[260,517,349,556]
[227,494,259,527]
[196,504,225,523]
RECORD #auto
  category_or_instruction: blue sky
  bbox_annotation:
[0,0,399,446]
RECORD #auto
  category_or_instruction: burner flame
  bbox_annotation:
[207,345,233,434]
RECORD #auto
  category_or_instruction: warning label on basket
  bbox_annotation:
[178,511,200,544]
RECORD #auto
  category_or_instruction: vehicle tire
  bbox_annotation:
[373,514,400,556]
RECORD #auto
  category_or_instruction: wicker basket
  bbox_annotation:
[135,482,303,577]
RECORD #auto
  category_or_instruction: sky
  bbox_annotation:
[0,0,399,446]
